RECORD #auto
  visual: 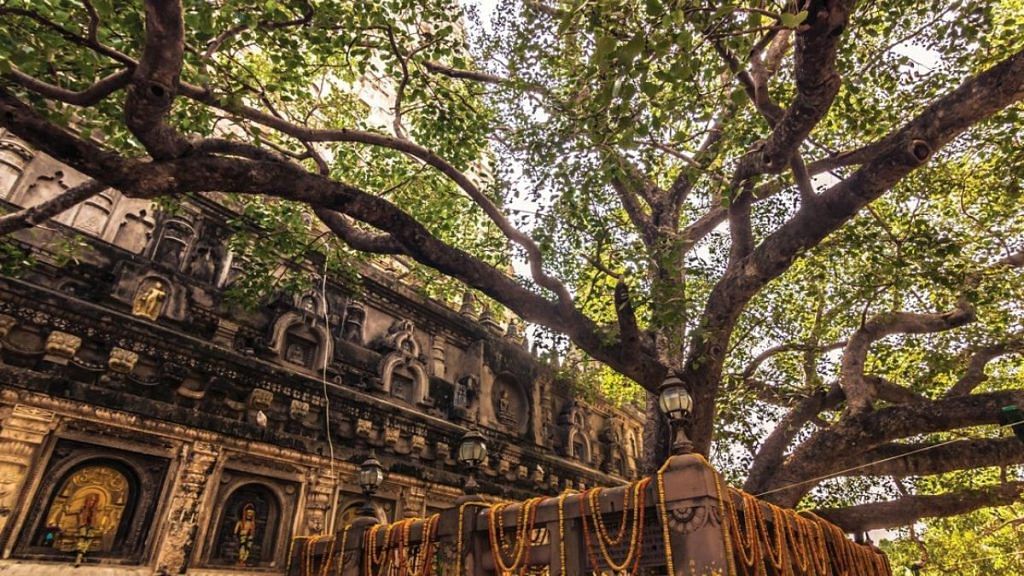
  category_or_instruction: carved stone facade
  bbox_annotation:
[0,130,644,573]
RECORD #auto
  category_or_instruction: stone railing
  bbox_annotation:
[287,455,892,576]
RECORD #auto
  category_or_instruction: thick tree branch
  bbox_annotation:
[840,301,975,414]
[314,208,404,255]
[852,437,1024,478]
[0,85,667,391]
[176,84,575,311]
[762,389,1024,506]
[684,47,1024,454]
[816,482,1024,532]
[946,336,1024,397]
[124,0,190,159]
[4,67,131,106]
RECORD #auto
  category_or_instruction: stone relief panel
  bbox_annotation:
[12,438,170,564]
[377,319,430,406]
[150,216,196,271]
[202,470,297,570]
[71,191,117,237]
[0,132,33,199]
[111,204,156,254]
[492,373,530,437]
[16,171,74,225]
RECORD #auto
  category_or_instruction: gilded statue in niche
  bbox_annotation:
[39,465,129,556]
[132,280,168,321]
[234,504,258,566]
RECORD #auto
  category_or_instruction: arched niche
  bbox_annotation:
[269,312,331,371]
[112,206,156,254]
[376,319,430,406]
[207,483,282,568]
[568,428,593,464]
[493,373,530,437]
[151,217,195,270]
[13,440,170,564]
[379,352,429,405]
[72,190,117,237]
[32,461,136,554]
[0,133,33,198]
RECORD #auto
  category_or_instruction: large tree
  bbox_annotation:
[1,0,1022,533]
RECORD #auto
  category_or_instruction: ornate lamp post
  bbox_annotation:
[457,429,488,495]
[658,375,694,455]
[358,456,386,517]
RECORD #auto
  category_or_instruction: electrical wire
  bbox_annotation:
[320,256,336,535]
[754,417,1024,499]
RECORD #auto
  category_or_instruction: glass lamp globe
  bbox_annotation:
[658,376,693,422]
[359,456,385,493]
[458,429,488,467]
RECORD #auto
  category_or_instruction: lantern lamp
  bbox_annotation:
[358,456,385,517]
[457,429,488,495]
[658,376,694,455]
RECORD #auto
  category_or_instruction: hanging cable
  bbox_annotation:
[755,417,1024,499]
[320,256,336,535]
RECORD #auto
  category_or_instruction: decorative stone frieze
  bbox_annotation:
[107,347,139,374]
[153,441,220,575]
[0,404,56,537]
[43,330,81,364]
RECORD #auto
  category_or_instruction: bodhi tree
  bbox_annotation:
[1,0,1022,534]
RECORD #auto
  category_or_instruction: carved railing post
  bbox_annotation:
[152,441,221,575]
[0,404,56,540]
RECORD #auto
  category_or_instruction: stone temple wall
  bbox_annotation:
[0,128,646,574]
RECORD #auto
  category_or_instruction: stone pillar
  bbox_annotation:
[152,441,220,575]
[0,404,56,540]
[302,469,336,536]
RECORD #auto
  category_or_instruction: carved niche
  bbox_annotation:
[13,439,170,564]
[202,471,297,569]
[557,400,593,464]
[601,418,631,477]
[131,276,170,321]
[377,318,430,406]
[492,373,530,436]
[450,374,480,422]
[340,301,366,346]
[151,216,196,271]
[186,225,227,285]
[0,132,33,199]
[72,190,117,237]
[112,206,156,254]
[267,295,331,371]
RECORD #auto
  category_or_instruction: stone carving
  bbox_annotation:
[108,347,139,374]
[44,331,81,361]
[112,207,155,254]
[478,303,502,334]
[383,426,400,447]
[497,389,512,422]
[410,434,426,456]
[72,191,116,236]
[0,134,33,196]
[289,399,309,421]
[452,375,480,422]
[0,405,55,539]
[458,291,477,319]
[341,301,366,346]
[248,388,274,411]
[0,314,16,339]
[355,418,373,439]
[505,318,526,347]
[668,504,722,534]
[379,318,430,406]
[132,279,168,321]
[430,335,446,379]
